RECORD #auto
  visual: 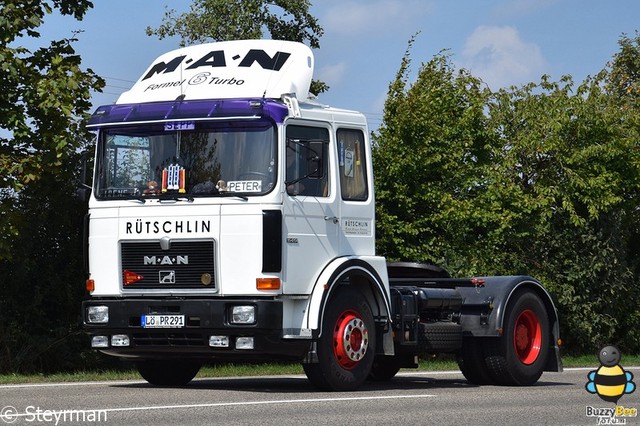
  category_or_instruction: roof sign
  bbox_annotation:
[117,40,314,104]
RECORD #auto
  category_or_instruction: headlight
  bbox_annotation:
[209,336,230,348]
[236,337,254,350]
[87,306,109,324]
[111,335,130,347]
[91,336,109,348]
[231,305,255,324]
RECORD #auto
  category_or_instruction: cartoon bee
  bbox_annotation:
[586,345,636,403]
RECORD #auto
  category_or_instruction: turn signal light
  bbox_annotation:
[86,279,95,292]
[256,277,280,290]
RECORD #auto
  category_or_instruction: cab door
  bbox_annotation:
[282,124,341,294]
[335,127,375,256]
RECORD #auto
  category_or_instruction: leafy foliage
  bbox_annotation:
[146,0,322,48]
[0,0,105,372]
[373,36,640,354]
[0,0,104,259]
[606,31,640,101]
[145,0,327,95]
[488,74,640,353]
[0,159,91,373]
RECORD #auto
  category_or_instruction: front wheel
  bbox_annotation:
[484,289,550,385]
[303,286,376,391]
[136,359,201,386]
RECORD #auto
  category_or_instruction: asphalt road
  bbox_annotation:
[0,367,638,426]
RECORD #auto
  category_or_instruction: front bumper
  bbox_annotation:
[82,298,309,360]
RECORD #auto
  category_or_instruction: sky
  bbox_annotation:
[31,0,640,130]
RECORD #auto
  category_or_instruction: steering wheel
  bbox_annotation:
[236,172,270,180]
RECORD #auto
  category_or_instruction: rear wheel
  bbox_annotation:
[457,338,493,385]
[483,290,549,385]
[136,359,201,386]
[303,286,376,391]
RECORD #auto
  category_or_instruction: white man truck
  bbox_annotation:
[81,40,561,391]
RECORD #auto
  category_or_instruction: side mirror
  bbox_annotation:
[76,186,91,203]
[306,140,325,179]
[76,151,92,203]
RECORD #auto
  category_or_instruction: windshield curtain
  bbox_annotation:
[95,119,277,199]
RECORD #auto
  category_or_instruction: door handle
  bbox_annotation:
[324,216,339,224]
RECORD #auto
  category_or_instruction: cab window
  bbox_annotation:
[337,128,368,201]
[285,125,329,197]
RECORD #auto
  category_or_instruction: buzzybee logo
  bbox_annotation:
[586,345,635,403]
[585,345,637,425]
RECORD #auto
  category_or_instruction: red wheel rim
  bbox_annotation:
[513,309,542,365]
[333,310,369,370]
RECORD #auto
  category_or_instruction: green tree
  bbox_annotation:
[0,0,104,259]
[372,43,495,272]
[606,31,640,101]
[0,158,93,373]
[374,37,640,354]
[0,0,105,372]
[600,31,640,352]
[146,0,328,94]
[487,75,640,353]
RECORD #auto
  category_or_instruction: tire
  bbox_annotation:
[303,286,376,391]
[136,359,201,386]
[419,322,463,353]
[483,289,550,385]
[457,338,494,385]
[368,355,401,382]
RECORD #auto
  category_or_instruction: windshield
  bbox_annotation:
[95,119,276,200]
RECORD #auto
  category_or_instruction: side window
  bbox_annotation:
[286,125,329,197]
[337,129,368,201]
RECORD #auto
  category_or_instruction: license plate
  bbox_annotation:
[141,314,185,328]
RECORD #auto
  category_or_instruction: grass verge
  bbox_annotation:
[2,354,638,385]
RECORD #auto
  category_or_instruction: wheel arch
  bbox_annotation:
[458,275,562,373]
[304,256,392,340]
[504,280,562,373]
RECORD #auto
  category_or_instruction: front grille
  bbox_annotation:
[121,240,215,289]
[132,332,206,346]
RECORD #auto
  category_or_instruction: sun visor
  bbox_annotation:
[117,40,314,104]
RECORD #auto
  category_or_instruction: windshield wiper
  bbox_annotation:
[190,185,248,200]
[126,196,146,204]
[215,192,248,201]
[158,193,194,203]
